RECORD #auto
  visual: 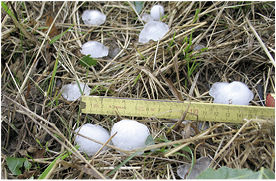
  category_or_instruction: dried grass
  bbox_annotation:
[1,1,275,179]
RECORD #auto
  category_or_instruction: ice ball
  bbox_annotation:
[75,123,110,156]
[209,81,254,105]
[81,10,106,26]
[138,21,169,44]
[61,82,91,101]
[150,5,164,21]
[80,41,109,58]
[111,120,150,153]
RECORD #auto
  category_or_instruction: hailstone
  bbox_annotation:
[75,123,110,156]
[80,41,109,58]
[150,5,164,21]
[209,81,254,105]
[111,120,150,154]
[81,10,106,26]
[138,21,169,44]
[61,82,91,101]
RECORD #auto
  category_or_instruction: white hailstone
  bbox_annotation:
[138,21,169,44]
[141,13,154,23]
[61,82,91,101]
[80,41,109,58]
[111,120,150,153]
[150,5,164,21]
[75,123,110,156]
[209,81,254,105]
[81,10,106,26]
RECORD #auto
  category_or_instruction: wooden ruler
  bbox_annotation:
[80,96,275,123]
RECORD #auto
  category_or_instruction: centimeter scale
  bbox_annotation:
[80,96,275,124]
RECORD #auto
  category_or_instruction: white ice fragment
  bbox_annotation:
[81,41,109,58]
[81,10,106,26]
[150,5,164,21]
[209,81,254,105]
[75,123,110,156]
[111,120,150,154]
[141,13,154,23]
[61,82,91,101]
[177,157,211,179]
[138,21,169,44]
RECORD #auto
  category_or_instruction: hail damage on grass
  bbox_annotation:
[1,1,275,179]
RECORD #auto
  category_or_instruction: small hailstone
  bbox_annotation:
[138,21,169,44]
[209,81,254,105]
[80,41,109,58]
[81,10,106,26]
[111,120,150,153]
[141,13,154,23]
[61,82,91,101]
[75,123,110,156]
[150,5,164,21]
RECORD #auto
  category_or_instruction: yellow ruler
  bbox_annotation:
[80,96,275,123]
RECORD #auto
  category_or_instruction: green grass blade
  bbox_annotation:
[49,25,73,44]
[47,57,59,97]
[107,150,141,177]
[1,2,16,19]
[38,152,70,179]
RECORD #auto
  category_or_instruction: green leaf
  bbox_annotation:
[24,159,32,171]
[79,55,97,68]
[132,1,144,14]
[145,135,155,146]
[197,166,275,179]
[6,157,26,175]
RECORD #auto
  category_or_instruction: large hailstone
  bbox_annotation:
[80,41,109,58]
[138,21,169,44]
[150,5,164,21]
[209,81,254,105]
[75,123,110,156]
[111,120,150,153]
[61,82,91,101]
[81,10,106,26]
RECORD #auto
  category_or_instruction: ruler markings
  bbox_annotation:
[81,96,275,123]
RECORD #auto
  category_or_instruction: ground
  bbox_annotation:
[1,1,275,179]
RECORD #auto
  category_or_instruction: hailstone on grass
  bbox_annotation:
[209,81,254,105]
[138,21,169,44]
[81,41,109,58]
[150,5,164,21]
[75,123,110,156]
[81,10,106,26]
[61,82,91,101]
[111,120,150,153]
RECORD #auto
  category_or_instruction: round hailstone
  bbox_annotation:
[111,120,150,153]
[75,123,110,156]
[209,81,254,105]
[138,21,169,44]
[150,5,164,21]
[81,10,106,26]
[80,41,109,58]
[61,82,91,101]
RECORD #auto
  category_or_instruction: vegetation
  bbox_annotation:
[1,1,275,179]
